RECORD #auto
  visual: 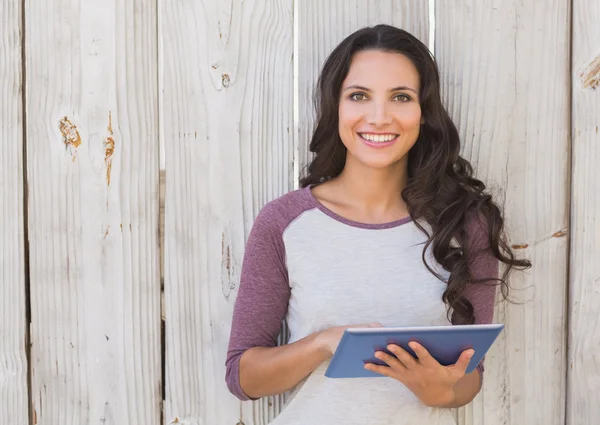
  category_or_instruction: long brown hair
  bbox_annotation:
[299,24,531,325]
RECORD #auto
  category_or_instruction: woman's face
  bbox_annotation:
[338,50,422,171]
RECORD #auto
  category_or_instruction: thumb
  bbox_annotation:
[455,349,475,376]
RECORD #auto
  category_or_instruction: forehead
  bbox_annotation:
[343,50,420,91]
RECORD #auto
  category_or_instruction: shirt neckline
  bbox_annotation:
[303,185,413,230]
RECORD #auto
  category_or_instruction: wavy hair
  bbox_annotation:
[299,24,531,325]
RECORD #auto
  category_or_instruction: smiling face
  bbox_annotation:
[338,49,422,172]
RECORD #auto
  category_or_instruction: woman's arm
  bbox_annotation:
[441,208,500,407]
[225,203,292,400]
[226,201,363,400]
[239,323,379,399]
[366,211,499,408]
[238,332,329,398]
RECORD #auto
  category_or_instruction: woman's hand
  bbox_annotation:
[365,342,475,407]
[316,323,383,356]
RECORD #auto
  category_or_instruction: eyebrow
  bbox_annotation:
[343,84,418,94]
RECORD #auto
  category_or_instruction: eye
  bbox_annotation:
[393,93,412,102]
[349,92,368,101]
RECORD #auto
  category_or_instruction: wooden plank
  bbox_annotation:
[435,1,570,424]
[568,0,600,423]
[0,2,28,425]
[159,1,293,424]
[297,0,429,176]
[25,1,161,424]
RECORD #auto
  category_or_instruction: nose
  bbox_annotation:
[366,101,392,126]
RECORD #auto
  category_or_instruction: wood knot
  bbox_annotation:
[59,117,82,161]
[222,73,230,88]
[511,244,529,250]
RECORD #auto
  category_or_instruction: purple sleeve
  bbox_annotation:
[461,211,500,379]
[225,203,291,401]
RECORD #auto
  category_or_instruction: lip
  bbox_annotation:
[358,133,399,148]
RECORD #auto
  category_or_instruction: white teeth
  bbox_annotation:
[360,133,397,143]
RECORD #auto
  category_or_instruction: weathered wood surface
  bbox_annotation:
[296,0,429,179]
[5,1,600,424]
[25,1,161,424]
[160,1,293,424]
[568,0,600,423]
[436,1,570,424]
[0,1,28,425]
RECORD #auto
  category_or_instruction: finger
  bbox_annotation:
[364,363,394,378]
[368,322,384,328]
[374,350,406,371]
[452,349,475,377]
[409,342,438,368]
[387,344,418,369]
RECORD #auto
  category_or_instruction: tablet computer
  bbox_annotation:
[325,323,504,378]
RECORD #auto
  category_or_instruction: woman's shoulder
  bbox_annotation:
[252,186,318,235]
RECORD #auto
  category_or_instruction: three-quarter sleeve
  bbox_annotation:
[225,203,291,401]
[461,211,500,378]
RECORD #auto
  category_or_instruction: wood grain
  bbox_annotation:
[296,0,429,177]
[568,0,600,423]
[0,1,28,425]
[25,1,161,424]
[159,1,293,424]
[435,1,570,424]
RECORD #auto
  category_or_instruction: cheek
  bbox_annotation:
[338,102,363,132]
[397,105,422,130]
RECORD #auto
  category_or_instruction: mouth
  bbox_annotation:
[358,132,399,147]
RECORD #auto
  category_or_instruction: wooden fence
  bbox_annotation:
[1,1,599,424]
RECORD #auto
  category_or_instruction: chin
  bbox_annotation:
[355,156,403,170]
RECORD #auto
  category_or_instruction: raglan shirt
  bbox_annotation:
[226,185,499,425]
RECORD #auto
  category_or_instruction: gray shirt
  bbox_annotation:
[226,185,498,424]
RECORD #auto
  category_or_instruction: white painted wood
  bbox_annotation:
[297,0,429,177]
[0,2,28,425]
[25,1,161,424]
[435,1,570,424]
[159,1,293,424]
[568,1,600,423]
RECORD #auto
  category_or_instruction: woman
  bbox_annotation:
[225,24,530,424]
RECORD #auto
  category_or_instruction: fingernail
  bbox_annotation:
[409,342,417,349]
[468,350,475,358]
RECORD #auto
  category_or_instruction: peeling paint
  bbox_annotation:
[552,229,568,238]
[59,117,81,161]
[512,244,529,250]
[580,52,600,89]
[104,111,115,185]
[103,225,110,239]
[171,418,179,424]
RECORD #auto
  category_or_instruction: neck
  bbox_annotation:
[333,156,409,215]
